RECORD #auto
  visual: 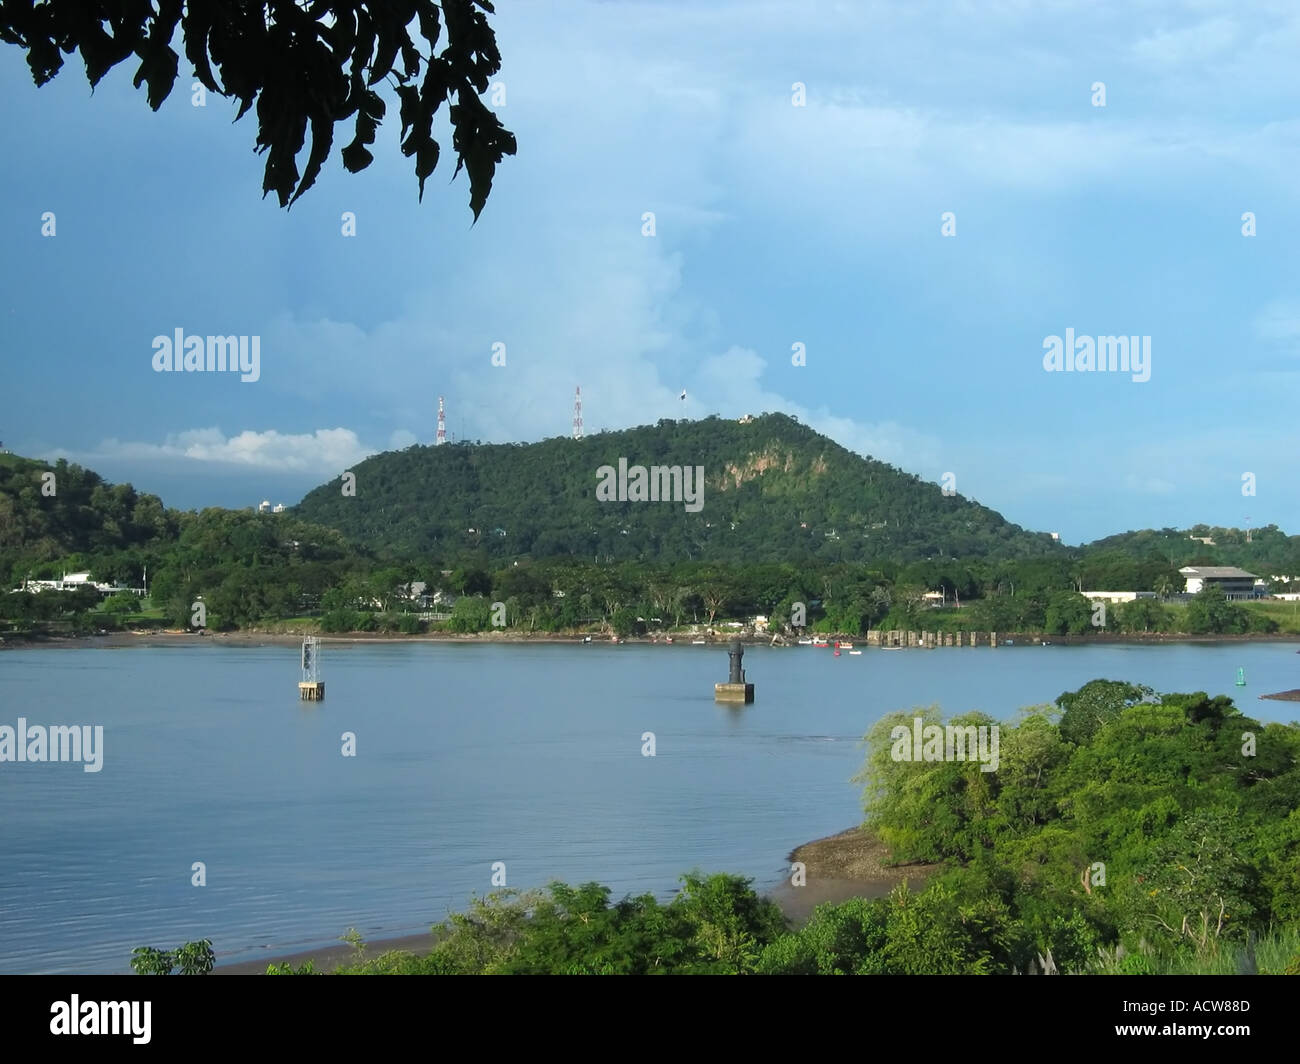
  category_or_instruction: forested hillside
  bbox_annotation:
[3,427,1299,638]
[1087,525,1300,576]
[0,453,178,582]
[0,453,361,630]
[293,413,1059,563]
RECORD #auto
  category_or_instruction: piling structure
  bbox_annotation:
[714,639,755,703]
[299,636,325,701]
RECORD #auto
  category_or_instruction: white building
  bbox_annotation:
[13,571,138,595]
[1179,566,1258,597]
[1081,591,1157,604]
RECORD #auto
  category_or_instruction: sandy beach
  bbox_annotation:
[213,827,937,974]
[214,932,439,975]
[768,827,941,924]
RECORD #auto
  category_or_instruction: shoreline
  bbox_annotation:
[213,827,935,974]
[4,628,1299,652]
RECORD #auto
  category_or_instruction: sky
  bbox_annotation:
[2,0,1299,545]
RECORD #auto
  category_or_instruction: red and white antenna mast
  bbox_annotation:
[436,396,447,446]
[572,386,583,439]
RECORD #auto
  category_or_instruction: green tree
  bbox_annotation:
[1116,597,1168,633]
[446,594,491,632]
[610,606,642,638]
[1140,811,1258,957]
[1044,590,1093,635]
[670,872,788,974]
[854,707,1001,863]
[1183,587,1249,635]
[130,939,214,975]
[101,591,142,614]
[757,896,889,975]
[1057,679,1155,746]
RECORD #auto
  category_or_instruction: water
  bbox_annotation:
[1,638,1297,973]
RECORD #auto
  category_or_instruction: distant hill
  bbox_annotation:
[0,453,355,600]
[292,413,1062,564]
[1081,525,1300,577]
[0,452,178,570]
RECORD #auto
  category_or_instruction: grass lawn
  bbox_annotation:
[1242,599,1300,634]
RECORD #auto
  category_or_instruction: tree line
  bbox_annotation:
[0,453,1284,637]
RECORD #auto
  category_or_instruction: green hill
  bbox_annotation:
[292,413,1061,564]
[0,453,357,624]
[0,453,178,578]
[1082,525,1300,576]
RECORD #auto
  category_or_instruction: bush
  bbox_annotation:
[320,609,378,633]
[1118,952,1157,975]
[611,607,643,637]
[319,609,361,633]
[1247,609,1279,634]
[102,592,142,614]
[396,613,425,635]
[130,939,214,975]
[266,960,318,975]
[446,596,491,633]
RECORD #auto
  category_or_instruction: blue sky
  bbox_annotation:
[2,0,1298,545]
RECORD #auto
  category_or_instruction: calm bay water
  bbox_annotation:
[2,638,1298,973]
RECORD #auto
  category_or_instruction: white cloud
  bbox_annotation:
[62,428,373,474]
[692,345,946,471]
[1123,472,1178,496]
[1132,17,1238,67]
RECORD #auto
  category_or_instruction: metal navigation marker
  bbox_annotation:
[299,636,324,701]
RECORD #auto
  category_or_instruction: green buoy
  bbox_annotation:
[1236,667,1246,687]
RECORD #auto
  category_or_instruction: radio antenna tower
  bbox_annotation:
[436,396,447,446]
[572,386,584,439]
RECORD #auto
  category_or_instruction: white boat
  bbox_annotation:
[691,639,706,645]
[848,649,862,655]
[797,638,812,645]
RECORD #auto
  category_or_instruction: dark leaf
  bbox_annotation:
[1,0,514,216]
[415,137,440,200]
[400,40,420,79]
[370,22,401,86]
[289,110,335,207]
[415,0,441,50]
[396,83,419,138]
[360,89,385,121]
[340,142,374,172]
[182,0,220,92]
